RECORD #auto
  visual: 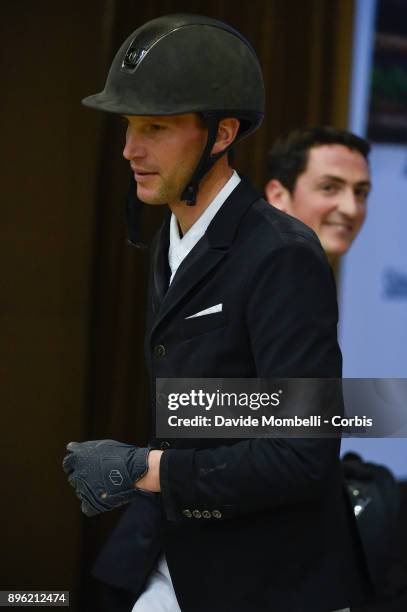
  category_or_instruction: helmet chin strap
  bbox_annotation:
[180,114,230,206]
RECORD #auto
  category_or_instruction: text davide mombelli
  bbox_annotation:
[166,414,373,429]
[163,389,373,430]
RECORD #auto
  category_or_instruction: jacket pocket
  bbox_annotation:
[178,311,227,341]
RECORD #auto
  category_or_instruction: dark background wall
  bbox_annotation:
[1,1,374,610]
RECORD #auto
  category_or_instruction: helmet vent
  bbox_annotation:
[121,41,147,72]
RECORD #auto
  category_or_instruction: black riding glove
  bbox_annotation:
[62,440,152,516]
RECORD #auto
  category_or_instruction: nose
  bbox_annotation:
[338,189,359,219]
[123,126,146,161]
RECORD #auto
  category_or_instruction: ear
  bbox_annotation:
[265,179,291,212]
[211,118,240,156]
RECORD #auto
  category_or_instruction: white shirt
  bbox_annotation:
[132,170,241,612]
[168,170,241,285]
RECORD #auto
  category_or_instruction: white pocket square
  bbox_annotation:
[186,304,223,319]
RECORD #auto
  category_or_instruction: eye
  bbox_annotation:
[355,188,369,203]
[320,183,337,194]
[150,123,166,132]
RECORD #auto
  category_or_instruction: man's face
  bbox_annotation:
[122,113,208,205]
[284,145,371,257]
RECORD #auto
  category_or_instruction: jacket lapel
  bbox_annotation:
[151,212,171,317]
[150,177,261,334]
[153,235,227,330]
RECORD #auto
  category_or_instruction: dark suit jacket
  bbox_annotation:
[93,177,370,611]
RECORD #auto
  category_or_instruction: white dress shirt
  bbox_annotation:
[168,170,241,285]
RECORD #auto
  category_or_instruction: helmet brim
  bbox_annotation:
[81,91,142,115]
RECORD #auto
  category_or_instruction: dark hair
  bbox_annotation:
[267,126,370,193]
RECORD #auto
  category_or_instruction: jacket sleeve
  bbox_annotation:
[159,241,343,521]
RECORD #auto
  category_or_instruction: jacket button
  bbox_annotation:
[154,344,166,358]
[192,510,202,519]
[182,509,192,518]
[202,510,211,519]
[160,441,171,450]
[212,510,222,519]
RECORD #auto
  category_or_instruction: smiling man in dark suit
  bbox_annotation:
[63,15,369,612]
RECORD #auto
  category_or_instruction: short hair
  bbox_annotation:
[267,126,370,193]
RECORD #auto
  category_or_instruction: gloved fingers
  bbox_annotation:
[74,476,108,510]
[62,452,76,474]
[66,440,102,452]
[68,476,105,516]
[80,486,109,516]
[68,476,84,500]
[66,440,112,457]
[78,440,106,450]
[68,474,77,488]
[66,441,83,453]
[94,439,117,448]
[81,499,100,517]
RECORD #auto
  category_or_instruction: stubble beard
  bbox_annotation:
[137,166,195,207]
[136,174,175,206]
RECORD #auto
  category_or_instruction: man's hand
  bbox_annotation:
[62,440,154,517]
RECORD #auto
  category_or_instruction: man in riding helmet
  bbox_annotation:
[63,15,369,612]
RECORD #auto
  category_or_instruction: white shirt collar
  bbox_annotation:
[168,170,241,284]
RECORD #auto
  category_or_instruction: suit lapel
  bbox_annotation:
[150,177,261,334]
[151,212,170,317]
[152,235,227,331]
